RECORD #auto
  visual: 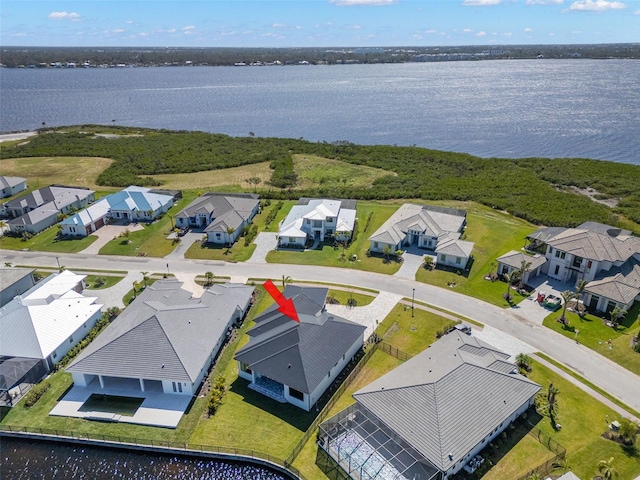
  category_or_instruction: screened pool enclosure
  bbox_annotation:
[318,403,441,480]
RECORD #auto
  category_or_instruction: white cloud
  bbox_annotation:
[183,25,196,31]
[524,27,534,31]
[125,20,134,25]
[111,28,125,34]
[139,32,149,37]
[526,0,563,4]
[167,28,176,33]
[329,0,397,5]
[272,23,287,28]
[568,0,626,11]
[503,32,513,36]
[462,0,501,5]
[425,29,437,34]
[463,28,473,32]
[11,32,27,37]
[475,31,487,36]
[48,11,82,21]
[632,8,640,14]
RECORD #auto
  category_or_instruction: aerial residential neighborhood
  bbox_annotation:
[1,134,639,480]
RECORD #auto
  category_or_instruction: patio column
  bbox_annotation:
[98,375,104,389]
[139,378,145,392]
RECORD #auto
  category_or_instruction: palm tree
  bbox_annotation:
[526,473,541,480]
[516,353,532,372]
[503,271,517,301]
[559,290,578,324]
[204,271,214,287]
[246,176,261,193]
[0,219,7,232]
[517,260,532,290]
[617,417,639,445]
[598,457,619,480]
[574,279,588,316]
[226,226,236,252]
[382,244,392,263]
[610,306,628,328]
[140,271,149,288]
[282,275,292,289]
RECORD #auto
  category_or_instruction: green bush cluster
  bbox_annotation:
[207,376,227,416]
[243,224,258,247]
[53,313,112,371]
[3,127,638,231]
[23,380,51,408]
[264,201,284,229]
[268,155,298,189]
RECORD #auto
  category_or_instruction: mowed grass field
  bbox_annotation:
[0,156,116,193]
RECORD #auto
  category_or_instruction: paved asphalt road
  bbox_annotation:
[3,249,640,415]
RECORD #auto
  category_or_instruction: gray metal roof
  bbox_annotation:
[353,331,540,472]
[3,185,93,212]
[0,176,26,190]
[0,267,35,290]
[8,202,59,226]
[68,281,254,384]
[235,286,365,394]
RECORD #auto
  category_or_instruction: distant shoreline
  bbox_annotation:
[0,132,37,143]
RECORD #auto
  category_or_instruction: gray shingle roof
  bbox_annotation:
[543,227,640,263]
[176,193,259,231]
[586,258,640,304]
[353,331,540,472]
[0,176,26,190]
[369,204,467,246]
[235,286,365,394]
[496,250,547,270]
[68,281,254,383]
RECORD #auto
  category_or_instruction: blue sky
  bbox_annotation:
[2,0,639,47]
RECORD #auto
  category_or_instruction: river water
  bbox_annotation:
[1,60,638,164]
[1,437,290,479]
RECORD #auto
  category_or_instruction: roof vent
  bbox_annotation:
[161,364,165,368]
[288,364,291,368]
[448,453,453,461]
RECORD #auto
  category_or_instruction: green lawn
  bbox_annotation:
[0,226,97,253]
[98,195,195,257]
[326,289,374,307]
[522,360,640,480]
[415,201,537,307]
[266,202,402,275]
[83,274,124,290]
[543,302,640,376]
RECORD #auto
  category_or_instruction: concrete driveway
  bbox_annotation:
[247,232,278,263]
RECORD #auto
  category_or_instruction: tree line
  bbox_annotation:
[1,125,638,231]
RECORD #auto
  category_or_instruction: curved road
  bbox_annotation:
[3,249,640,414]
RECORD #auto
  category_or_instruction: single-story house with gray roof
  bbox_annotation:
[0,176,27,198]
[67,280,254,397]
[175,192,260,245]
[235,285,365,411]
[369,203,474,269]
[318,331,540,479]
[4,185,95,235]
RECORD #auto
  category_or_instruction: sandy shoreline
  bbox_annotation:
[0,131,37,143]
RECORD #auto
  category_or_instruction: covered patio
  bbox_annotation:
[50,376,192,428]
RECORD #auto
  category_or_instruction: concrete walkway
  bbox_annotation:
[247,232,278,263]
[326,291,403,340]
[86,270,142,309]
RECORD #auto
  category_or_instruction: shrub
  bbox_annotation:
[23,380,51,408]
[208,376,227,416]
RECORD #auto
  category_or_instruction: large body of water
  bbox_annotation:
[1,437,290,479]
[1,60,638,165]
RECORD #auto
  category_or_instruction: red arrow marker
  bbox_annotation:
[263,279,300,323]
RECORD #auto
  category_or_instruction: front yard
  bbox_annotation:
[416,201,537,307]
[543,302,640,376]
[0,225,98,254]
[266,202,403,275]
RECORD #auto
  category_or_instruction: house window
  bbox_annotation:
[441,254,447,262]
[313,220,322,228]
[328,371,331,378]
[455,257,461,264]
[289,387,304,401]
[326,217,334,223]
[374,242,379,249]
[306,219,311,225]
[289,237,296,243]
[69,336,74,343]
[555,250,566,259]
[326,229,333,235]
[216,233,221,239]
[172,382,177,392]
[178,382,183,393]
